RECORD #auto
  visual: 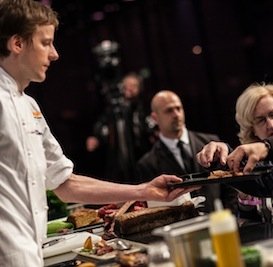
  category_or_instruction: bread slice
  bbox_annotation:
[67,208,98,228]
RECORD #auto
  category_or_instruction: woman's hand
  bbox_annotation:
[196,141,229,168]
[227,142,269,173]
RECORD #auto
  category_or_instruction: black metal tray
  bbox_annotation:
[167,168,272,189]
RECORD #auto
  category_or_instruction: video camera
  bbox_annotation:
[93,40,124,113]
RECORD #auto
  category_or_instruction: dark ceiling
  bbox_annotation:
[29,0,273,175]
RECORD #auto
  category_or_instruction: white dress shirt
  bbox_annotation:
[159,127,192,170]
[159,128,192,203]
[0,67,73,266]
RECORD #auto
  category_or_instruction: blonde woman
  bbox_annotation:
[197,83,273,221]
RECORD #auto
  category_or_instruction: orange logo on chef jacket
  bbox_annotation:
[32,111,42,119]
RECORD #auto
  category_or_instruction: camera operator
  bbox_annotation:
[86,71,154,183]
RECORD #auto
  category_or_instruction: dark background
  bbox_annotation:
[29,0,273,177]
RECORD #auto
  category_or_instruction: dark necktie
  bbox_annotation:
[177,140,193,173]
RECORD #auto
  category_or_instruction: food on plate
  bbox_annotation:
[98,201,197,238]
[47,220,74,235]
[114,200,198,236]
[94,240,114,256]
[98,202,147,222]
[67,208,99,228]
[81,236,114,256]
[117,252,148,267]
[98,201,148,239]
[83,236,93,250]
[208,170,243,179]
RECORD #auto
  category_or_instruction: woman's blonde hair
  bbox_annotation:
[236,82,273,144]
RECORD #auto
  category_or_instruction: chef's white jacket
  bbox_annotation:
[0,67,73,266]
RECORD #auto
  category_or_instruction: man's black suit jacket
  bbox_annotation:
[136,130,238,213]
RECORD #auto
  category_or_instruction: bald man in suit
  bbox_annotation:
[136,90,237,213]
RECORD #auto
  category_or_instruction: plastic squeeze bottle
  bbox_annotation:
[209,199,245,267]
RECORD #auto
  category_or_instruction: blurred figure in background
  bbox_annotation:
[137,90,238,213]
[86,72,154,183]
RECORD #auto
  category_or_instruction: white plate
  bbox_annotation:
[72,238,147,261]
[43,232,101,258]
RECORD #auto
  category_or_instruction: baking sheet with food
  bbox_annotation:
[73,238,147,261]
[167,168,273,189]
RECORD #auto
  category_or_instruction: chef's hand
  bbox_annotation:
[196,141,229,168]
[144,174,200,202]
[227,142,269,173]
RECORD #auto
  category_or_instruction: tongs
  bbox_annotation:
[42,237,66,248]
[42,235,75,248]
